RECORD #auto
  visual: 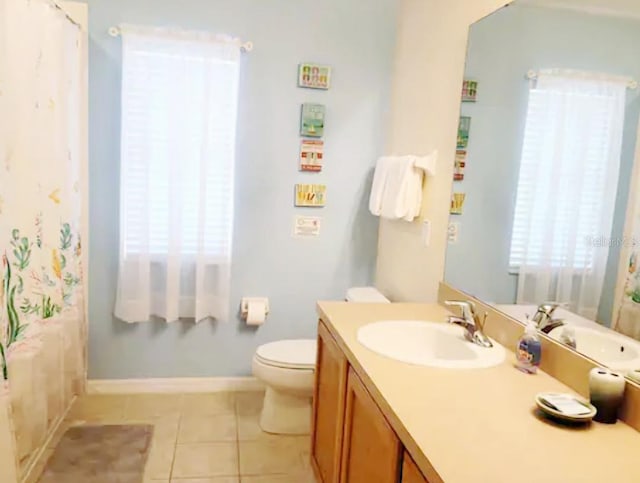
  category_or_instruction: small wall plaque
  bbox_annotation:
[295,184,326,207]
[300,103,325,138]
[298,63,331,90]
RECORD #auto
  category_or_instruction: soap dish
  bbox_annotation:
[535,392,597,423]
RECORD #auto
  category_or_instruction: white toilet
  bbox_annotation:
[252,286,390,434]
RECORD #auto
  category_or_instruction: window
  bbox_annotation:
[115,25,242,323]
[120,29,239,260]
[509,71,626,272]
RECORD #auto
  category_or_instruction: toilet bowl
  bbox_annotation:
[252,287,390,435]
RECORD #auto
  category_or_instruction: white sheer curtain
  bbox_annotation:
[115,25,240,323]
[511,69,628,319]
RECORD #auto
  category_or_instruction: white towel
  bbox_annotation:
[369,152,437,222]
[368,156,396,216]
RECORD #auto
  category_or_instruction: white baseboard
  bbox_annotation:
[87,377,264,394]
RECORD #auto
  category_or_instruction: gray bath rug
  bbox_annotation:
[38,424,154,483]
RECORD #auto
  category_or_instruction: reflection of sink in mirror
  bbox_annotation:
[356,320,506,369]
[497,304,640,373]
[495,304,594,329]
[548,326,640,373]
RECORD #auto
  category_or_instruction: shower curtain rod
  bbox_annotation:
[526,69,638,89]
[108,26,254,52]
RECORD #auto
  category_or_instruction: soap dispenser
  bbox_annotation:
[516,321,542,374]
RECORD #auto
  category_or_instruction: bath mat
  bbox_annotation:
[38,424,154,483]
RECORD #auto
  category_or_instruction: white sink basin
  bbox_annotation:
[549,326,640,373]
[357,320,506,369]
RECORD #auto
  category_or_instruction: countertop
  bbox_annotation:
[317,301,640,483]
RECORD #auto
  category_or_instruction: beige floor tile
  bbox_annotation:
[172,443,238,478]
[178,414,237,443]
[241,473,316,483]
[238,437,309,476]
[127,394,184,419]
[66,394,129,422]
[172,478,239,483]
[128,415,180,445]
[182,392,236,416]
[235,391,264,417]
[144,441,176,480]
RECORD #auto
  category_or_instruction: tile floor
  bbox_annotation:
[31,391,316,483]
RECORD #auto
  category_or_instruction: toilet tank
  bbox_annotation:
[346,287,390,303]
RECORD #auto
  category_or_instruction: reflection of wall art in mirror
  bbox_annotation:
[461,79,478,102]
[298,63,331,90]
[300,139,324,172]
[300,103,325,138]
[295,183,326,207]
[457,116,471,149]
[454,150,467,181]
[450,193,466,215]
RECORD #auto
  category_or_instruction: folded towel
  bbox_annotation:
[369,152,437,222]
[380,157,417,220]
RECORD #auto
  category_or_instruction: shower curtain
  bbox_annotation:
[0,0,86,480]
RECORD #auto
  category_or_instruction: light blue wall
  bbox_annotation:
[84,0,397,378]
[444,4,640,324]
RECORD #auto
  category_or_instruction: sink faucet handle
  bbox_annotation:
[476,311,489,331]
[538,302,568,314]
[444,300,476,320]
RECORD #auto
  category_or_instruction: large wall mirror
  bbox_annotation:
[444,0,640,382]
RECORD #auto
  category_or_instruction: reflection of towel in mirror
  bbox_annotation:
[368,152,437,222]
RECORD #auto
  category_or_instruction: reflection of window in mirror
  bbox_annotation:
[510,69,629,320]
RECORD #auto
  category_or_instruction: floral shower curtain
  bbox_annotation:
[0,0,86,479]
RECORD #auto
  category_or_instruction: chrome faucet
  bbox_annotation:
[531,302,566,334]
[444,300,493,348]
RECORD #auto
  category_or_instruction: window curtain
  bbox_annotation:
[512,70,627,319]
[0,0,85,477]
[115,25,240,324]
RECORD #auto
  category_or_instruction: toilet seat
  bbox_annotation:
[254,339,317,370]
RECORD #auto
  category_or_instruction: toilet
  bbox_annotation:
[252,286,390,434]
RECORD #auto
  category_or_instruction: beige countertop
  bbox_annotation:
[317,301,640,483]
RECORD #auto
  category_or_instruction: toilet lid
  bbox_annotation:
[255,339,317,369]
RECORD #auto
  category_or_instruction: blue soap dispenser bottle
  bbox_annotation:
[516,321,542,374]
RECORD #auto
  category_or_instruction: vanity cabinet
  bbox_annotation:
[312,322,349,483]
[312,321,432,483]
[340,366,402,482]
[401,452,429,483]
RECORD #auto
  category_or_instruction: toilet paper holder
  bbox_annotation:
[240,297,270,319]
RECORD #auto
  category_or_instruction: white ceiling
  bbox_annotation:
[519,0,640,19]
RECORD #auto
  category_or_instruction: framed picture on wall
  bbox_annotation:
[461,79,478,102]
[457,116,471,149]
[295,184,326,207]
[298,63,332,89]
[300,103,325,138]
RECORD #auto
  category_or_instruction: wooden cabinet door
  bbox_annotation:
[340,367,402,483]
[401,452,430,483]
[311,321,349,483]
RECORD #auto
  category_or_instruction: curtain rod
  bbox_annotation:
[108,26,254,52]
[526,69,638,89]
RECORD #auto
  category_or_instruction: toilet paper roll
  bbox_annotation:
[246,301,267,326]
[589,367,626,424]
